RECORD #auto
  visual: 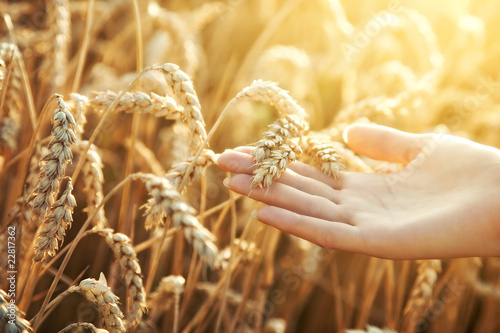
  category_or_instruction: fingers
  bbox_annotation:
[226,174,346,222]
[254,206,362,252]
[216,148,342,190]
[344,124,428,164]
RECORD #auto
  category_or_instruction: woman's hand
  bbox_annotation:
[216,124,500,259]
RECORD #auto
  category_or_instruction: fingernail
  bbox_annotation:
[251,210,258,219]
[223,177,230,188]
[212,153,221,164]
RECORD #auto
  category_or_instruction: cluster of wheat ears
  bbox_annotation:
[1,0,500,332]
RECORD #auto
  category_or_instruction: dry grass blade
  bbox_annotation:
[139,173,218,267]
[67,273,125,333]
[0,289,32,332]
[100,231,146,328]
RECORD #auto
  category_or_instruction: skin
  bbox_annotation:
[216,124,500,260]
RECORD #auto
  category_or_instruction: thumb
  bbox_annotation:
[343,124,427,164]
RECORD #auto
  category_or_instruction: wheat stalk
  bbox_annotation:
[28,94,76,217]
[33,179,76,262]
[0,289,32,333]
[100,231,146,328]
[67,273,125,333]
[139,173,218,267]
[77,140,107,228]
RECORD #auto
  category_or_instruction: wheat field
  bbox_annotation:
[1,0,500,332]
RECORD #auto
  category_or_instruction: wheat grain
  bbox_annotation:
[215,239,260,270]
[155,63,207,151]
[33,179,76,262]
[232,80,309,188]
[87,90,183,119]
[303,135,344,178]
[158,122,190,170]
[99,231,146,328]
[263,318,287,333]
[345,325,398,333]
[29,95,76,217]
[58,322,109,333]
[235,80,308,119]
[251,115,306,188]
[69,93,89,139]
[77,140,107,228]
[166,148,216,189]
[402,259,441,333]
[67,273,125,333]
[148,275,185,332]
[139,174,218,267]
[0,289,32,333]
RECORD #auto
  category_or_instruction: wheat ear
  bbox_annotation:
[100,232,146,328]
[77,140,107,228]
[87,90,183,119]
[251,115,306,188]
[29,95,76,217]
[402,259,442,333]
[156,63,207,151]
[0,43,22,153]
[0,289,33,333]
[37,0,70,92]
[33,179,76,262]
[148,275,185,333]
[67,273,125,333]
[149,4,201,77]
[140,174,218,267]
[166,148,216,189]
[234,80,308,188]
[303,135,344,178]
